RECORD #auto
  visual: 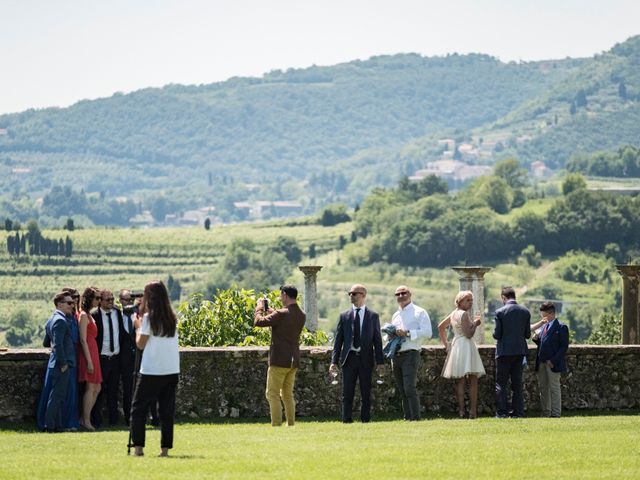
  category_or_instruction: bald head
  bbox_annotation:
[348,284,367,307]
[395,285,412,307]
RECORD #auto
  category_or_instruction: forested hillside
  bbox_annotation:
[495,36,640,167]
[0,53,581,223]
[2,35,640,226]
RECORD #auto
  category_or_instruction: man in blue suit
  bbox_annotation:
[330,284,384,423]
[532,301,569,417]
[493,286,531,418]
[42,292,76,432]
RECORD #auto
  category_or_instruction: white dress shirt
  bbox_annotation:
[100,309,120,356]
[350,304,366,352]
[391,302,432,352]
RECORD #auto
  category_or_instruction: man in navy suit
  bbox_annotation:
[493,286,531,418]
[532,301,569,417]
[330,284,384,423]
[42,292,76,432]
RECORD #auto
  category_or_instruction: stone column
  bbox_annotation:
[615,265,640,344]
[298,265,323,331]
[451,266,492,345]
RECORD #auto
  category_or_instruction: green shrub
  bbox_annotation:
[178,289,327,347]
[587,312,621,344]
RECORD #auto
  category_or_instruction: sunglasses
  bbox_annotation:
[395,291,410,297]
[348,292,363,296]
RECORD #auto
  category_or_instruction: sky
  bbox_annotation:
[1,0,639,115]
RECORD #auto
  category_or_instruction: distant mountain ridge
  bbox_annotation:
[1,36,639,223]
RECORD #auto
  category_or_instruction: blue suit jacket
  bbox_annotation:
[533,318,569,373]
[493,300,531,358]
[331,307,384,368]
[45,310,76,369]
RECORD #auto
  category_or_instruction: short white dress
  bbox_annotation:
[441,309,486,378]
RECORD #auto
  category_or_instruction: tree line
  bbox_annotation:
[351,166,640,268]
[6,220,73,257]
[567,145,640,177]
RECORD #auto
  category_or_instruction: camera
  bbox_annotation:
[262,298,269,311]
[123,304,139,316]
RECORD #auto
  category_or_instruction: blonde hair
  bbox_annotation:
[454,290,473,308]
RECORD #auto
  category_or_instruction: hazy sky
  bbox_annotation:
[1,0,639,114]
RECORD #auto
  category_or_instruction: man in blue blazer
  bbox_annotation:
[42,292,76,432]
[532,301,569,417]
[493,286,531,418]
[330,284,384,423]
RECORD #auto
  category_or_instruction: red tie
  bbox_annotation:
[542,323,550,337]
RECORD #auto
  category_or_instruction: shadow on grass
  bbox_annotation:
[162,454,205,459]
[2,409,639,432]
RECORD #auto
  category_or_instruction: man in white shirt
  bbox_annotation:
[390,285,432,420]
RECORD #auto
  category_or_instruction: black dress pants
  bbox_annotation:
[131,373,179,449]
[120,351,135,425]
[341,352,373,423]
[93,354,121,427]
[495,355,525,417]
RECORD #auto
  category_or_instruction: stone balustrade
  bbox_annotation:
[2,345,639,422]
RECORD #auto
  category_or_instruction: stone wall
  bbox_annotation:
[2,345,639,422]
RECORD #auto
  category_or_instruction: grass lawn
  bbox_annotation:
[1,415,639,479]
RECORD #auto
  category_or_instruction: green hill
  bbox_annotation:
[0,53,581,222]
[491,35,640,167]
[2,35,640,225]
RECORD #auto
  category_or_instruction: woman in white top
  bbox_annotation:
[438,290,486,419]
[130,280,180,457]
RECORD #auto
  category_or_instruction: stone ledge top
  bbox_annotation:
[2,344,640,361]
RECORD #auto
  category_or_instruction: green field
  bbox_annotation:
[1,415,638,479]
[0,221,352,334]
[0,218,620,347]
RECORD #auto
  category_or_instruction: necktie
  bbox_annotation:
[107,311,114,352]
[353,308,361,349]
[542,322,550,337]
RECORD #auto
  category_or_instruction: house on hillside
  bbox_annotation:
[130,211,155,227]
[174,206,217,226]
[531,161,551,179]
[410,160,491,189]
[233,200,303,220]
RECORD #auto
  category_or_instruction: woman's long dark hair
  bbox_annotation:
[141,280,177,337]
[80,287,97,315]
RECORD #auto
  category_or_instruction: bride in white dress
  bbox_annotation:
[438,290,486,418]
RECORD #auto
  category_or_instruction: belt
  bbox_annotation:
[100,354,120,360]
[349,350,361,356]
